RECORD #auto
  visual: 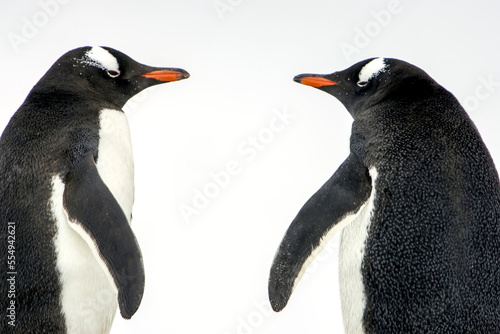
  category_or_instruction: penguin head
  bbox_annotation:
[34,46,190,108]
[294,58,435,117]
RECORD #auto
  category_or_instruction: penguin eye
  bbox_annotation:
[106,70,120,78]
[357,80,368,87]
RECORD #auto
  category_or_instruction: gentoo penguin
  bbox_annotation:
[269,57,500,333]
[0,46,189,333]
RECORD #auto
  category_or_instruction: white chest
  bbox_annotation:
[95,108,135,222]
[339,168,377,334]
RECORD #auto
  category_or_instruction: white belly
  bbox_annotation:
[339,167,377,334]
[51,176,118,334]
[51,108,134,333]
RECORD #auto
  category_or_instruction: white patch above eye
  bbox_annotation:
[79,46,120,72]
[358,57,387,83]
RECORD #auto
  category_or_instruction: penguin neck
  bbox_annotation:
[28,85,125,112]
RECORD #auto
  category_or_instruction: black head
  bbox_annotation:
[294,58,437,118]
[31,46,190,108]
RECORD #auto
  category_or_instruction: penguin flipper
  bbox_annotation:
[62,153,144,319]
[269,153,371,312]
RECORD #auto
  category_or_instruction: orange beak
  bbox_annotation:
[142,69,190,82]
[295,76,337,88]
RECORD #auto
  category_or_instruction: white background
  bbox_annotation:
[1,1,500,333]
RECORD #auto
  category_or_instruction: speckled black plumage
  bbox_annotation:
[357,71,500,333]
[0,80,94,333]
[270,58,500,333]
